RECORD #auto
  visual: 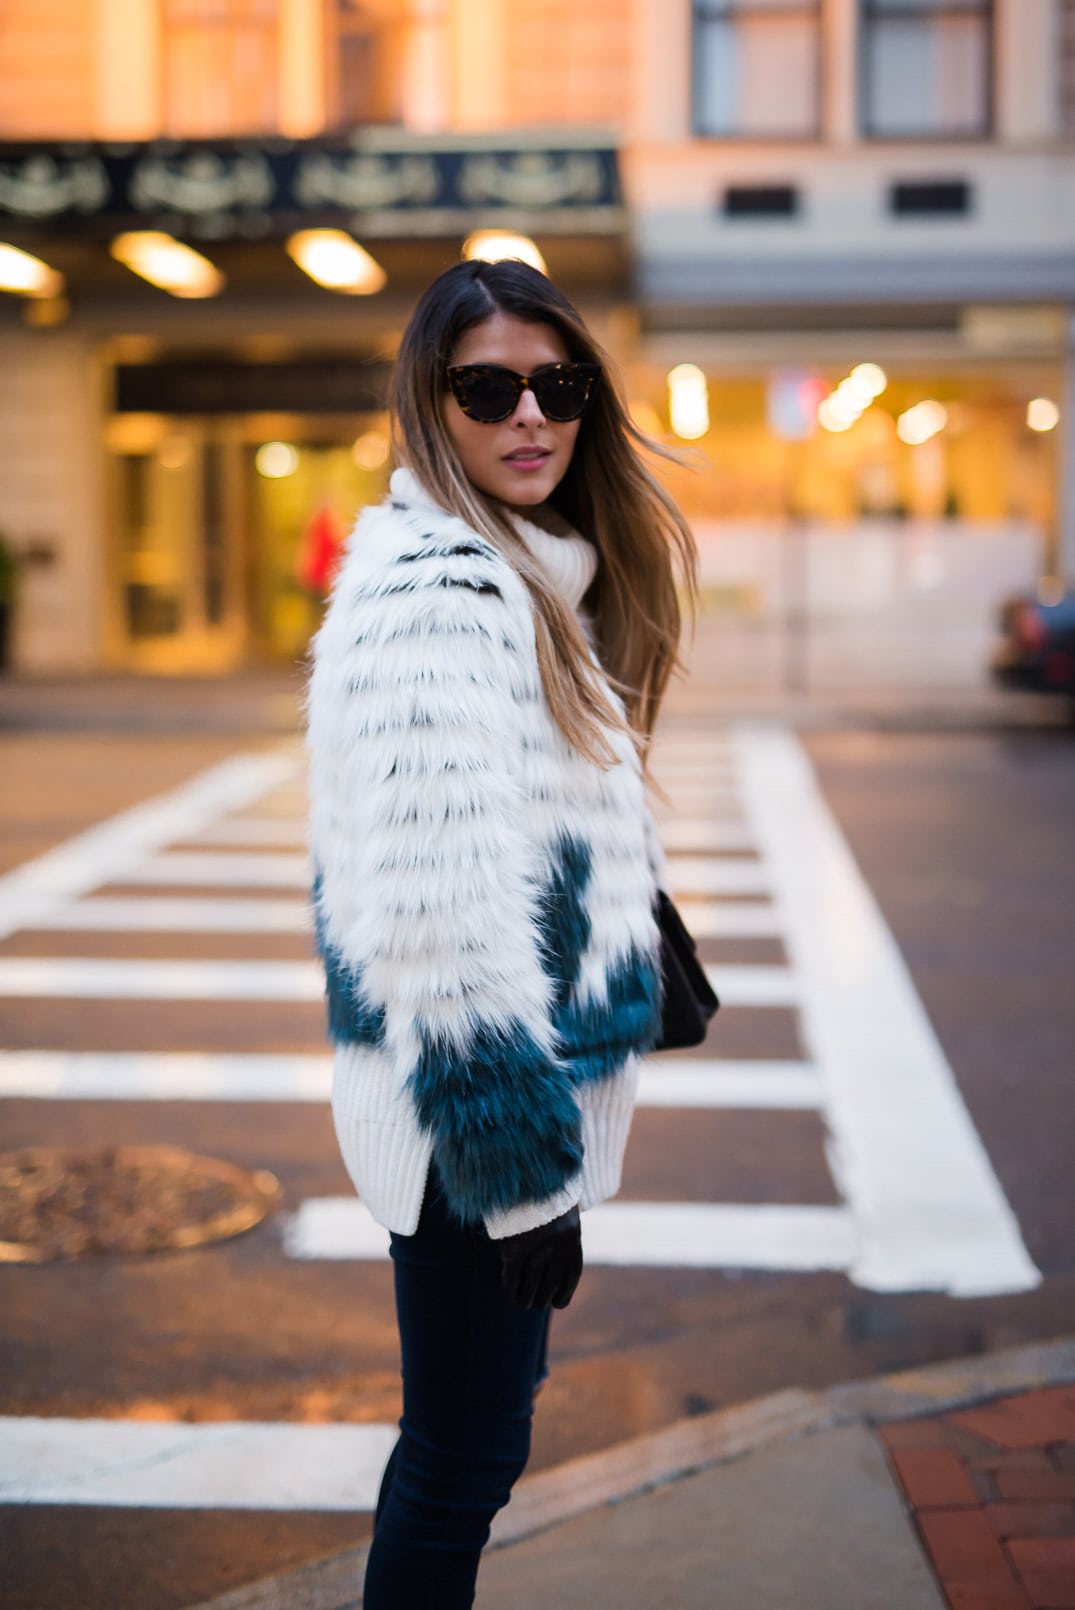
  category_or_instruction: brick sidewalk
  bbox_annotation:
[879,1386,1075,1609]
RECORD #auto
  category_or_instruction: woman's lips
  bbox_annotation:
[503,449,552,470]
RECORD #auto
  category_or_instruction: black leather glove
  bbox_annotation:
[498,1205,583,1311]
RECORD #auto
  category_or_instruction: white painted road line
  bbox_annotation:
[0,751,299,941]
[662,819,756,852]
[637,1060,823,1109]
[0,1051,334,1100]
[0,1052,822,1108]
[124,852,310,888]
[188,818,309,847]
[667,857,772,897]
[0,1418,398,1511]
[732,721,1041,1298]
[0,957,322,1000]
[0,956,794,1006]
[282,1197,857,1273]
[704,965,800,1007]
[671,900,782,938]
[32,897,312,933]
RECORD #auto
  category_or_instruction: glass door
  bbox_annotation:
[106,419,246,671]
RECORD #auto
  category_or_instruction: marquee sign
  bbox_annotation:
[0,137,624,241]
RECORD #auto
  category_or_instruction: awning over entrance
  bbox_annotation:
[0,130,624,241]
[0,129,628,311]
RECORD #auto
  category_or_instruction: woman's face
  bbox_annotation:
[443,311,582,510]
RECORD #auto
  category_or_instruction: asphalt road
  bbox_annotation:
[1,713,1072,1610]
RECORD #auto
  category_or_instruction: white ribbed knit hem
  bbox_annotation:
[331,1046,641,1238]
[330,1044,432,1235]
[482,1172,585,1241]
[576,1055,641,1212]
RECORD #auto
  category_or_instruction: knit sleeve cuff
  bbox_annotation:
[482,1173,583,1241]
[576,1056,642,1212]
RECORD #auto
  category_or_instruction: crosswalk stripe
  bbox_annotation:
[0,1417,397,1511]
[32,896,311,932]
[0,1051,821,1107]
[671,900,782,938]
[27,893,781,940]
[0,956,794,1005]
[124,852,310,887]
[731,721,1041,1298]
[281,1197,858,1272]
[0,752,299,941]
[662,819,756,851]
[0,957,322,999]
[187,818,309,847]
[638,1061,821,1107]
[667,857,772,896]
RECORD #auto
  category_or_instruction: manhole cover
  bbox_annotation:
[0,1144,281,1262]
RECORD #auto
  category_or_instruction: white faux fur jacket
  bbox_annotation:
[305,467,668,1239]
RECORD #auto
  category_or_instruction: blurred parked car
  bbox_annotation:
[991,589,1075,701]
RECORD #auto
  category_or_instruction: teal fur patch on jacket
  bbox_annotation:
[408,1020,584,1223]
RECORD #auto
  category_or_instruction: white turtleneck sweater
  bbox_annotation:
[511,507,599,634]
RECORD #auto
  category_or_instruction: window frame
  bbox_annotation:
[690,0,825,143]
[858,0,996,142]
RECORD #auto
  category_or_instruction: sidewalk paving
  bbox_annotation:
[190,1336,1075,1610]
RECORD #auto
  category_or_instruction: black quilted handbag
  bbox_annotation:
[653,889,720,1052]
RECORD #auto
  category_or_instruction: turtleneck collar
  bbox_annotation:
[388,466,598,618]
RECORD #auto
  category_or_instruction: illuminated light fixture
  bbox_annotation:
[817,396,856,434]
[0,242,64,298]
[1027,397,1060,433]
[897,400,948,446]
[352,429,390,469]
[110,232,223,298]
[668,363,709,441]
[255,441,299,479]
[286,230,386,294]
[462,230,547,275]
[849,362,887,400]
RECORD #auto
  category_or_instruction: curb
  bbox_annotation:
[188,1334,1075,1610]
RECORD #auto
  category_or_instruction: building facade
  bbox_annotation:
[0,0,1072,688]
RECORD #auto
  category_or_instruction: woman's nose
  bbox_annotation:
[513,385,546,425]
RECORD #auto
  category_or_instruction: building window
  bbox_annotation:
[325,0,406,128]
[692,1,822,139]
[1061,0,1075,137]
[162,0,280,138]
[860,0,993,139]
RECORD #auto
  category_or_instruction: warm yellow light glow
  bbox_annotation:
[1027,397,1060,433]
[352,429,390,470]
[897,401,948,446]
[286,230,386,295]
[628,399,664,439]
[462,231,547,275]
[849,363,887,399]
[256,441,299,478]
[0,243,64,298]
[668,363,709,441]
[110,232,224,298]
[818,397,856,433]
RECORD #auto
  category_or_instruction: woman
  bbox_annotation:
[305,257,699,1608]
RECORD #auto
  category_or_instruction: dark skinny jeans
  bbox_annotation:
[363,1163,552,1610]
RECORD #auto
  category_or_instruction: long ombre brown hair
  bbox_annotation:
[390,259,699,777]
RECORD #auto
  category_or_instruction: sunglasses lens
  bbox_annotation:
[533,368,595,421]
[454,368,519,422]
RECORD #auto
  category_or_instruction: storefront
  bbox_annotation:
[0,129,628,673]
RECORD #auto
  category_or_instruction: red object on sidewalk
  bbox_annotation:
[877,1386,1075,1609]
[297,502,346,595]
